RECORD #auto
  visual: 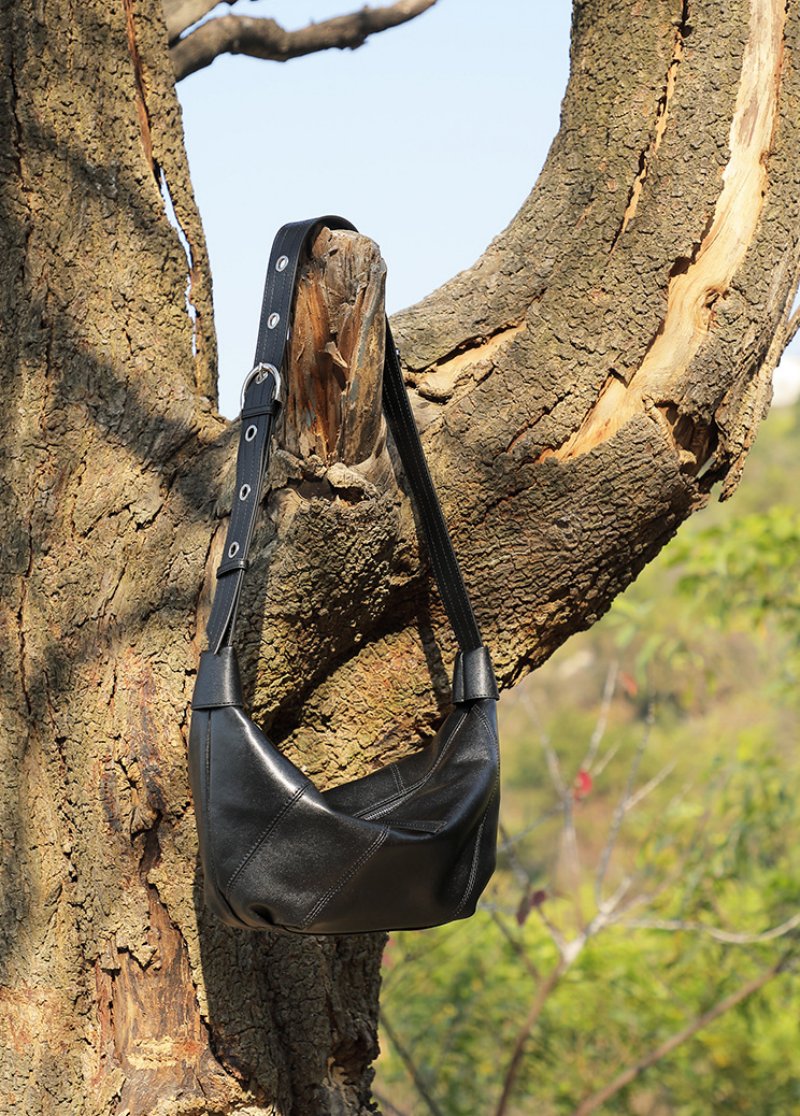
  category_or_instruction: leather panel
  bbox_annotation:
[192,648,244,709]
[188,696,500,933]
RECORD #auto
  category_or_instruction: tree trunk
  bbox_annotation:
[1,0,799,1113]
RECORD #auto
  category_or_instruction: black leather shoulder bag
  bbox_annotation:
[189,215,500,934]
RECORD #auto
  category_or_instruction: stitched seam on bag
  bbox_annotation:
[226,785,306,893]
[393,818,446,833]
[451,700,499,914]
[472,701,500,754]
[356,709,470,821]
[453,771,499,916]
[203,713,223,896]
[391,764,404,795]
[351,709,467,819]
[300,824,389,929]
[453,812,488,916]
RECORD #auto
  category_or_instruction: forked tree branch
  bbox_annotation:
[168,0,438,80]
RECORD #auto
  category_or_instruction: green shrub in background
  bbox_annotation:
[374,406,800,1116]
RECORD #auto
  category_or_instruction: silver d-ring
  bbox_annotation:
[240,362,283,413]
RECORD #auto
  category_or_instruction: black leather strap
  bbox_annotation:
[203,216,495,698]
[205,216,350,654]
[381,318,482,652]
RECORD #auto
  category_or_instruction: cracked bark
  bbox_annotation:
[1,0,800,1113]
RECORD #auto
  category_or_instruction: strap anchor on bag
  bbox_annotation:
[188,215,501,934]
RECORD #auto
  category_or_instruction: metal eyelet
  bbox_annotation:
[228,542,240,558]
[239,484,251,501]
[268,312,280,329]
[245,424,257,441]
[276,255,289,272]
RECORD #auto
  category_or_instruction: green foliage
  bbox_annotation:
[380,915,561,1115]
[375,403,800,1115]
[667,505,800,696]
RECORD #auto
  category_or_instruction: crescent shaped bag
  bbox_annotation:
[188,216,500,934]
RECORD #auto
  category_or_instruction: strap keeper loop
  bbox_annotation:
[216,556,250,579]
[452,646,499,702]
[241,402,277,421]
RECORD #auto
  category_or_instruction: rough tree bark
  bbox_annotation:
[1,0,799,1114]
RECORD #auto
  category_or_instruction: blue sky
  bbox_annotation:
[176,0,572,417]
[176,1,799,417]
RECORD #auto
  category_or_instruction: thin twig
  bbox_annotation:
[570,951,795,1116]
[594,872,634,921]
[520,688,584,922]
[627,772,714,904]
[619,910,800,945]
[594,704,653,905]
[493,959,568,1116]
[623,758,677,813]
[372,1087,412,1116]
[487,907,542,982]
[582,659,619,771]
[602,807,712,929]
[542,730,567,797]
[560,790,584,926]
[497,802,562,853]
[518,687,567,796]
[591,735,623,779]
[379,1010,445,1116]
[497,819,538,892]
[536,902,572,959]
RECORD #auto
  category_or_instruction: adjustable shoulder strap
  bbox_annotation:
[202,216,498,702]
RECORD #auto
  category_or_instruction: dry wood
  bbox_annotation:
[282,227,388,469]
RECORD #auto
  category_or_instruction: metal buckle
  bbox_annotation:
[239,362,284,414]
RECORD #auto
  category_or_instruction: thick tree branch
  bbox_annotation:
[163,0,220,43]
[169,0,438,81]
